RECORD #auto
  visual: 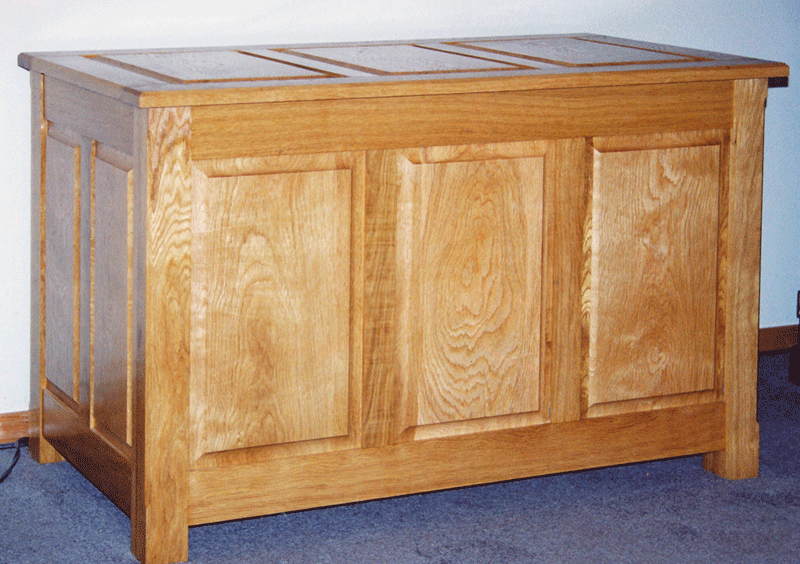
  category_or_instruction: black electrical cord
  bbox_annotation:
[789,319,800,386]
[0,438,27,484]
[790,291,800,386]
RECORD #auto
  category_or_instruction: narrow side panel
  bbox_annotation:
[93,146,135,451]
[44,126,81,405]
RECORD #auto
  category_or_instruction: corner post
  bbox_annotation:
[703,78,768,480]
[28,70,63,463]
[131,106,192,564]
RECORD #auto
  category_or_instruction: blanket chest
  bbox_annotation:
[19,34,789,564]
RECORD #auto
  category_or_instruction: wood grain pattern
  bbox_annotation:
[545,138,589,424]
[703,79,768,480]
[362,150,402,448]
[188,402,725,525]
[588,134,721,414]
[0,411,32,444]
[393,143,545,440]
[191,82,732,159]
[131,106,191,564]
[190,153,359,460]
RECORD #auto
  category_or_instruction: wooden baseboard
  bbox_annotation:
[759,324,799,353]
[0,410,32,444]
[0,327,792,443]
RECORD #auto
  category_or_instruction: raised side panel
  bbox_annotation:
[44,125,81,404]
[586,131,724,417]
[93,145,135,451]
[190,153,363,467]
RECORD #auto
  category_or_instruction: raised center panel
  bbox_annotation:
[392,142,547,441]
[189,153,363,465]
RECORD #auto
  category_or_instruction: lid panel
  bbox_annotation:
[89,50,329,83]
[453,37,701,67]
[278,43,531,75]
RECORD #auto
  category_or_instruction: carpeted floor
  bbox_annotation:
[1,352,798,564]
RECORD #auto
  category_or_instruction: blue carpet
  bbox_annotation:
[1,353,798,564]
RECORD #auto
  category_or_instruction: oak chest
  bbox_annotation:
[19,34,789,564]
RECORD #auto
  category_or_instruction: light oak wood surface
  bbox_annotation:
[20,35,788,564]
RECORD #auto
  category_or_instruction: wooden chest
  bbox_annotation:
[19,34,788,564]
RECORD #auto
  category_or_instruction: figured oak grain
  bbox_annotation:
[191,155,354,457]
[588,136,721,413]
[394,143,545,440]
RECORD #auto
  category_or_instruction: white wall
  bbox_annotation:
[1,0,797,413]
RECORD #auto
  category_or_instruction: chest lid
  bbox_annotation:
[19,34,788,108]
